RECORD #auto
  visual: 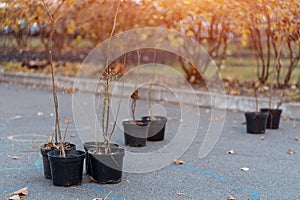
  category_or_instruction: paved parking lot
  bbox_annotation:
[0,83,299,199]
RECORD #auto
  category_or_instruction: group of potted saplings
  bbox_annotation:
[245,81,282,134]
[39,1,167,186]
[41,74,167,186]
[40,65,167,186]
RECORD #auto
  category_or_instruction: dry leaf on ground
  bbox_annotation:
[173,159,184,165]
[70,133,76,138]
[37,112,44,116]
[294,137,299,141]
[65,88,74,94]
[227,150,235,154]
[12,115,22,119]
[64,119,72,123]
[288,149,295,154]
[13,187,28,196]
[240,167,250,172]
[260,136,265,141]
[8,195,22,200]
[227,194,235,200]
[11,156,20,160]
[176,192,185,196]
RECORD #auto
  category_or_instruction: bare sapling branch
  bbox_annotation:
[130,49,141,122]
[270,41,284,108]
[109,54,127,140]
[147,48,156,119]
[63,119,71,143]
[101,0,121,154]
[42,0,65,157]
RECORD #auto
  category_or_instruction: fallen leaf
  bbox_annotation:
[37,112,44,116]
[64,119,72,123]
[283,117,290,121]
[260,136,265,141]
[293,124,297,129]
[227,194,235,200]
[13,187,28,196]
[227,150,235,154]
[294,137,299,141]
[288,149,295,154]
[240,167,250,172]
[173,159,184,165]
[8,195,21,200]
[176,192,185,196]
[241,122,246,125]
[70,133,76,138]
[65,88,74,94]
[12,115,22,119]
[11,156,20,160]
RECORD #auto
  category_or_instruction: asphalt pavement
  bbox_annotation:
[0,83,299,200]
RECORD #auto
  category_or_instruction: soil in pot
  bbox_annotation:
[141,116,167,141]
[89,147,125,184]
[122,120,149,147]
[47,149,85,187]
[245,112,268,134]
[83,142,119,175]
[40,142,76,179]
[260,108,282,129]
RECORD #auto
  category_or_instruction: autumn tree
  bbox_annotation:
[277,0,300,86]
[0,0,36,48]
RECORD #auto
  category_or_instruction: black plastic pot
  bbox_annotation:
[89,147,125,184]
[48,150,85,187]
[40,143,76,179]
[122,120,149,147]
[260,108,282,129]
[83,142,119,175]
[141,116,167,141]
[245,112,268,134]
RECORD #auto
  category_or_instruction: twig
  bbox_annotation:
[109,81,124,140]
[42,0,65,157]
[270,41,284,108]
[102,0,121,154]
[63,120,70,143]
